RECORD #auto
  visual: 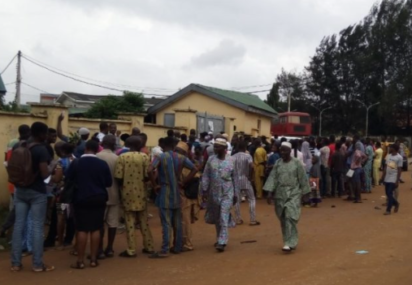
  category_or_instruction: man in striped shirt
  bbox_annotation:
[232,141,260,226]
[148,137,197,258]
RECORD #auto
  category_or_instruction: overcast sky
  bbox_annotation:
[1,0,378,104]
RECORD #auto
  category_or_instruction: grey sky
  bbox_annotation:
[1,0,378,103]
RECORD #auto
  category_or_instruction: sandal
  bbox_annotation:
[119,250,137,258]
[249,221,261,226]
[10,265,22,272]
[69,250,78,256]
[90,260,99,268]
[149,252,169,259]
[32,264,55,273]
[236,220,244,226]
[104,249,115,258]
[70,262,85,270]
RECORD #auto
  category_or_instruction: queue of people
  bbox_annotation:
[1,116,407,271]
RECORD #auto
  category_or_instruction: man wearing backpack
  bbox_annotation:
[9,122,56,272]
[1,125,30,238]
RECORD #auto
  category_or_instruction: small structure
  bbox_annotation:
[52,92,164,115]
[147,83,277,137]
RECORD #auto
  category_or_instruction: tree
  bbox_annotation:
[85,91,145,119]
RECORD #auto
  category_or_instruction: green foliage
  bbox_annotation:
[85,91,145,119]
[0,101,29,113]
[271,0,412,136]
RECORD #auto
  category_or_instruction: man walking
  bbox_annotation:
[264,142,310,252]
[253,138,267,199]
[380,144,402,215]
[202,137,237,252]
[96,135,120,258]
[232,141,260,226]
[115,136,155,257]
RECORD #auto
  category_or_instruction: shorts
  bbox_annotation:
[105,205,120,228]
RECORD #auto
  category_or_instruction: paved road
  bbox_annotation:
[1,175,412,285]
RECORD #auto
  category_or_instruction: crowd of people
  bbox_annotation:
[1,114,406,272]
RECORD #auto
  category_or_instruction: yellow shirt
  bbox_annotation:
[254,147,267,176]
[114,151,149,211]
[373,148,383,167]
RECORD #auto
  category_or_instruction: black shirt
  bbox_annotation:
[29,144,50,193]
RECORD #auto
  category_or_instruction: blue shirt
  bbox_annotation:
[67,155,112,203]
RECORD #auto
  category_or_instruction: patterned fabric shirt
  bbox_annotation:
[232,152,253,191]
[151,151,195,209]
[115,151,149,211]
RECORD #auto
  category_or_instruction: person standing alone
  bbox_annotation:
[380,144,402,215]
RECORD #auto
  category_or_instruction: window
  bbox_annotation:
[288,116,300,124]
[294,125,306,133]
[164,113,175,127]
[300,116,311,124]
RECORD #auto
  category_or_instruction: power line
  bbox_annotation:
[23,56,128,93]
[232,83,273,90]
[22,53,177,92]
[21,81,54,95]
[4,82,16,86]
[247,89,272,93]
[1,53,17,75]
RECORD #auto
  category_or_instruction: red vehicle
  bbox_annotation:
[271,112,312,137]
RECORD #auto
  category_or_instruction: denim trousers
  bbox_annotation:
[11,188,47,269]
[385,182,399,213]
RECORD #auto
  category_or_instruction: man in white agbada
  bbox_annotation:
[264,142,310,252]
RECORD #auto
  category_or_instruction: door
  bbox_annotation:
[197,112,224,135]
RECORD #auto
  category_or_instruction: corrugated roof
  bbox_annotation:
[0,75,6,95]
[195,84,276,114]
[148,83,277,117]
[63,92,115,102]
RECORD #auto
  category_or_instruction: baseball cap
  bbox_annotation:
[79,128,90,136]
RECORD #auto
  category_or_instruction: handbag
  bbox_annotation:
[184,177,200,199]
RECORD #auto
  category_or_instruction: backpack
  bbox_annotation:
[7,141,39,187]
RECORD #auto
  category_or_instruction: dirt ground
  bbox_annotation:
[1,174,412,285]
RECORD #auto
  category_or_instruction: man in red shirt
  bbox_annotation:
[328,135,336,197]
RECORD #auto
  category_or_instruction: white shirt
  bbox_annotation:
[97,132,105,142]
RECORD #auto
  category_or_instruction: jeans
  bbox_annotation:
[331,172,344,197]
[385,183,399,213]
[22,210,33,252]
[11,188,47,269]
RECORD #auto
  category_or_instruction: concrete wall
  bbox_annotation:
[0,104,186,206]
[155,91,272,137]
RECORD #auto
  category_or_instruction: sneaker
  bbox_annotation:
[282,246,291,252]
[32,264,55,273]
[215,244,225,252]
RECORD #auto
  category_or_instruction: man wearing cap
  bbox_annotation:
[175,141,200,251]
[264,141,310,252]
[202,136,236,253]
[56,113,90,158]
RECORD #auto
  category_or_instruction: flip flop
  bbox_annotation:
[90,260,99,268]
[249,221,261,226]
[149,252,169,259]
[70,262,85,270]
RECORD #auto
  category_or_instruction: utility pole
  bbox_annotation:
[355,100,380,137]
[310,103,332,137]
[15,50,22,107]
[287,89,291,112]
